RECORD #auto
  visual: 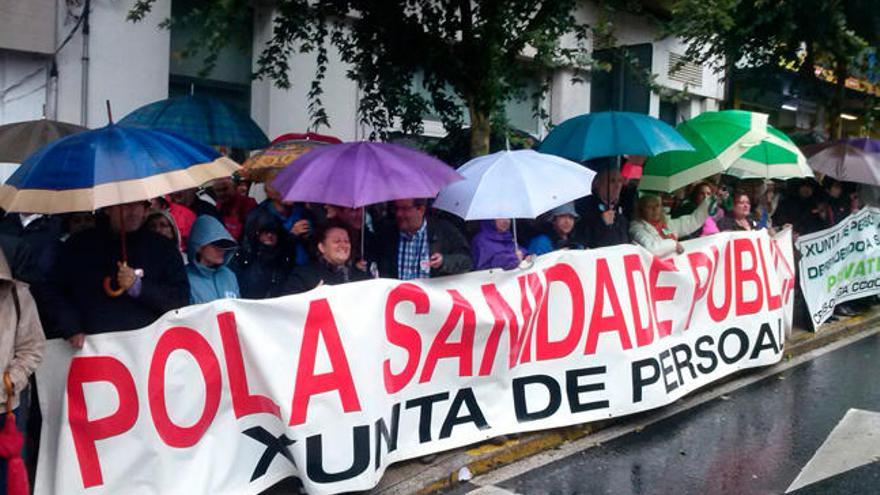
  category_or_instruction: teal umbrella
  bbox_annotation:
[119,95,269,149]
[538,111,693,161]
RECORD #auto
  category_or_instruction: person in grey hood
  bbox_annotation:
[186,215,240,304]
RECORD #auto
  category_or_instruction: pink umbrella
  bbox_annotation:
[621,161,643,180]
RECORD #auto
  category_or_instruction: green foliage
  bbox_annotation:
[130,0,598,151]
[664,0,878,95]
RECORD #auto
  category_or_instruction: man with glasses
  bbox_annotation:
[373,198,472,279]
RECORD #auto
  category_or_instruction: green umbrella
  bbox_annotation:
[640,110,769,192]
[724,127,811,179]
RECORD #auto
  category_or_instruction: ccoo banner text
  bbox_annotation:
[36,230,795,495]
[795,207,880,327]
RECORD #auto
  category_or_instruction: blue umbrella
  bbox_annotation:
[119,95,269,149]
[539,111,694,161]
[0,124,239,214]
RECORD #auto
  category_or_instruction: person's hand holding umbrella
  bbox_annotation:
[0,116,240,348]
[291,219,311,236]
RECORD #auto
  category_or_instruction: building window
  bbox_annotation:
[590,43,652,114]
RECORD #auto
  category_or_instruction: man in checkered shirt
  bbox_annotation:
[373,198,472,280]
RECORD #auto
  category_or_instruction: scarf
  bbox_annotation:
[648,220,676,240]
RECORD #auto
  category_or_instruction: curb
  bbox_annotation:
[374,310,880,495]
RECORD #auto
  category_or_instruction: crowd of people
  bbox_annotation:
[0,154,872,488]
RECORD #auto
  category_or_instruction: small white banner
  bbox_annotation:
[795,207,880,327]
[37,230,795,495]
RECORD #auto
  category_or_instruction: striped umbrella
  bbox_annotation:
[0,124,239,213]
[725,127,811,179]
[641,110,810,191]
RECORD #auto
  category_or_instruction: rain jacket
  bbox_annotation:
[232,213,295,299]
[528,229,586,256]
[629,199,710,257]
[145,209,184,255]
[0,250,44,410]
[470,220,524,270]
[243,200,311,266]
[186,215,240,304]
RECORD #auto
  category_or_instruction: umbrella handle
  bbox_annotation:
[3,372,13,415]
[103,276,126,298]
[102,262,128,298]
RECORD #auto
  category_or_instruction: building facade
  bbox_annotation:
[1,0,727,144]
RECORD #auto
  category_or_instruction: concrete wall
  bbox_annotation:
[54,0,171,127]
[0,51,49,124]
[251,8,361,142]
[0,0,56,54]
[548,2,726,125]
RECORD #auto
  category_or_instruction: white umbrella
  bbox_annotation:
[433,149,596,243]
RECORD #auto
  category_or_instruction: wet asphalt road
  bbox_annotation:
[448,332,880,495]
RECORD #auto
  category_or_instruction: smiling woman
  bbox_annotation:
[282,220,370,295]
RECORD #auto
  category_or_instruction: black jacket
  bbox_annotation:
[372,217,472,279]
[232,212,295,299]
[576,195,631,249]
[773,196,827,236]
[283,259,370,294]
[44,225,189,337]
[0,235,41,285]
[0,214,62,281]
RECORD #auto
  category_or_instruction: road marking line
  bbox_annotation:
[471,326,880,487]
[786,408,880,493]
[466,485,519,494]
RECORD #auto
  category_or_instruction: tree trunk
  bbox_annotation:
[829,58,848,139]
[468,104,492,158]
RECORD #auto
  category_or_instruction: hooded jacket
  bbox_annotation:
[145,209,184,254]
[232,213,295,299]
[186,216,240,304]
[470,220,523,270]
[0,250,44,410]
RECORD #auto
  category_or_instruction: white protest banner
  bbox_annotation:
[37,230,795,495]
[795,207,880,327]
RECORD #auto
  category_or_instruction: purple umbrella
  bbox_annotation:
[846,137,880,154]
[272,141,462,208]
[808,141,880,185]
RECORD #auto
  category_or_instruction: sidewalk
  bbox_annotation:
[374,307,880,495]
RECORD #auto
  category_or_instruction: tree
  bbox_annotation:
[664,0,879,138]
[129,0,602,158]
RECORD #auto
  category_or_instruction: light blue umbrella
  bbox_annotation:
[538,111,694,161]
